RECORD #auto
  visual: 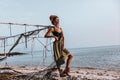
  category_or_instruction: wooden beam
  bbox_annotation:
[0,22,52,28]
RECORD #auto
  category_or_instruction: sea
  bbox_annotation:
[0,45,120,71]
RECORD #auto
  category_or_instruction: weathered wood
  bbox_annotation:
[0,52,26,56]
[0,22,52,28]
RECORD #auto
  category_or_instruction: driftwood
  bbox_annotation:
[0,56,7,60]
[0,52,26,56]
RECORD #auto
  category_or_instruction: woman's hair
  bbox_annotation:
[49,15,58,25]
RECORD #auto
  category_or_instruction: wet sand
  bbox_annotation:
[0,65,120,80]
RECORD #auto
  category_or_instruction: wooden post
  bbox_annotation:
[3,38,6,56]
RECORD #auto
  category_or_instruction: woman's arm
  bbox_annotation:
[44,28,53,38]
[61,28,65,50]
[44,28,58,40]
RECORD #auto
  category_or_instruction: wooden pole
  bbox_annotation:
[0,22,52,28]
[3,38,6,56]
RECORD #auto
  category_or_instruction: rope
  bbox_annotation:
[0,38,32,48]
[36,38,49,52]
[31,37,35,58]
[5,27,47,54]
[24,24,27,33]
[0,28,47,40]
[0,22,58,79]
[9,24,12,36]
[30,37,35,66]
[24,61,57,80]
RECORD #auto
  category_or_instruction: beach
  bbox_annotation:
[0,45,120,80]
[0,65,120,80]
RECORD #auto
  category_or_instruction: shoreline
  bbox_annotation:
[0,65,120,80]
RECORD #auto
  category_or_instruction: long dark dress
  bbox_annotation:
[52,28,70,66]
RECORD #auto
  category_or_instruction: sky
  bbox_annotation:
[0,0,120,48]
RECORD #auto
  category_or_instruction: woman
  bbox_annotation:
[44,15,73,77]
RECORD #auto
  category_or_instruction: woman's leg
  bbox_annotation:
[57,65,67,77]
[57,65,62,73]
[66,54,73,68]
[65,53,73,75]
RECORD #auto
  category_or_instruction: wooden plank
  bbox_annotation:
[0,22,52,28]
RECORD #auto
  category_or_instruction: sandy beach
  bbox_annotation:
[0,65,120,80]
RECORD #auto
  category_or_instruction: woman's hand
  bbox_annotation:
[53,36,58,40]
[62,47,66,50]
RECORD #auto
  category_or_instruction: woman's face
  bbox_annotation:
[52,17,59,25]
